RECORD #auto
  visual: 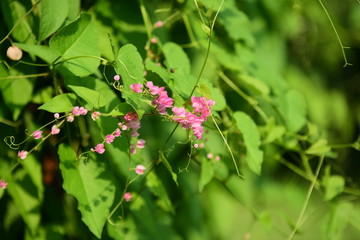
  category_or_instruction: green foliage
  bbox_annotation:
[0,0,359,239]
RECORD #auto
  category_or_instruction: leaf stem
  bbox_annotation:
[318,0,352,67]
[0,0,40,45]
[287,155,324,240]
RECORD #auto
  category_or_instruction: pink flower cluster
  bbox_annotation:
[130,81,215,139]
[172,96,215,139]
[145,81,174,115]
[91,112,146,155]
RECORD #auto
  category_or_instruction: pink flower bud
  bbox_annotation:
[91,111,101,121]
[136,139,146,148]
[135,165,146,175]
[67,114,74,122]
[114,75,120,81]
[124,192,133,202]
[0,180,8,189]
[51,125,60,135]
[33,130,43,139]
[105,134,115,144]
[54,113,60,119]
[150,37,157,44]
[207,153,214,159]
[6,46,22,61]
[193,143,199,148]
[94,143,105,154]
[18,150,28,160]
[154,21,163,28]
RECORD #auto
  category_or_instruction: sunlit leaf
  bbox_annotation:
[199,156,214,192]
[159,152,178,186]
[38,93,76,113]
[324,175,345,201]
[146,171,174,213]
[306,139,331,155]
[39,0,68,41]
[68,85,106,109]
[49,13,100,76]
[58,144,116,239]
[234,111,263,175]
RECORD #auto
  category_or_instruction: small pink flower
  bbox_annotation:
[114,74,120,81]
[131,131,139,137]
[51,125,60,135]
[67,114,74,122]
[91,111,101,121]
[124,192,133,202]
[94,144,105,154]
[130,83,143,93]
[207,153,214,159]
[33,130,43,139]
[150,37,157,44]
[114,128,121,137]
[54,113,60,119]
[0,180,8,189]
[72,106,87,116]
[215,155,221,161]
[105,134,115,144]
[199,143,205,148]
[130,145,137,154]
[194,143,199,148]
[136,139,146,149]
[154,21,163,28]
[18,150,28,160]
[135,165,146,175]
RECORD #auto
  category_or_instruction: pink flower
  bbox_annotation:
[67,114,74,122]
[114,128,121,137]
[94,144,105,154]
[130,83,143,93]
[114,74,120,81]
[207,153,214,159]
[54,113,60,119]
[150,37,157,44]
[154,20,163,28]
[131,131,139,137]
[51,125,60,135]
[135,165,146,175]
[0,180,8,189]
[124,112,138,122]
[194,143,199,148]
[136,139,146,148]
[215,155,221,161]
[18,150,28,160]
[105,134,115,144]
[199,142,205,148]
[33,130,43,139]
[91,111,101,121]
[124,192,133,202]
[130,145,137,154]
[72,106,87,116]
[146,81,165,95]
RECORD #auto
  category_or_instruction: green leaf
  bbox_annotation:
[58,144,116,239]
[145,59,171,84]
[146,171,174,213]
[39,0,68,41]
[163,42,194,98]
[115,44,145,118]
[14,43,61,64]
[199,156,214,192]
[7,169,41,237]
[159,152,178,186]
[0,0,35,43]
[278,89,307,132]
[50,13,100,76]
[107,103,134,116]
[38,93,76,113]
[234,111,263,175]
[68,85,106,108]
[0,71,34,120]
[22,155,44,201]
[324,175,345,201]
[306,139,331,155]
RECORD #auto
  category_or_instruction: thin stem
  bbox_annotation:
[219,71,269,123]
[210,114,244,178]
[0,0,40,45]
[287,155,324,240]
[53,55,108,66]
[139,0,152,40]
[318,0,352,67]
[0,72,49,80]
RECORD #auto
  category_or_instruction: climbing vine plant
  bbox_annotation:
[1,0,360,239]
